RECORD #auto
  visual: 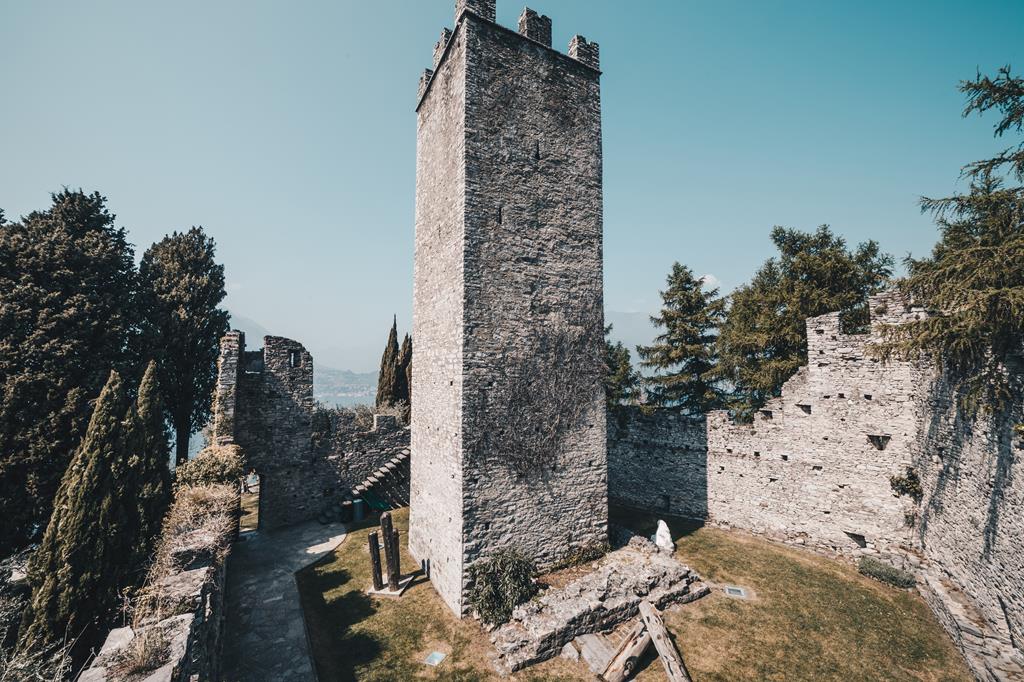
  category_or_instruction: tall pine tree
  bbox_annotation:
[636,264,726,412]
[375,317,402,408]
[17,372,135,666]
[0,190,136,554]
[136,227,229,465]
[604,325,640,408]
[880,67,1024,410]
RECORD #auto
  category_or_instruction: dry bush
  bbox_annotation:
[135,484,236,623]
[175,444,244,488]
[111,629,169,678]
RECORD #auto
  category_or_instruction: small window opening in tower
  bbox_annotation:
[289,350,300,368]
[868,434,891,450]
[759,409,773,420]
[864,394,873,400]
[797,403,812,414]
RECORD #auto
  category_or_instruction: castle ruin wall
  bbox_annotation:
[212,331,409,530]
[607,291,1023,678]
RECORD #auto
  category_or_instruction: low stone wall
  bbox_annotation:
[81,484,237,682]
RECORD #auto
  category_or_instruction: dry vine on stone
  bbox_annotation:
[467,311,603,475]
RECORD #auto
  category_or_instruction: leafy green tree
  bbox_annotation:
[604,325,640,408]
[397,333,412,406]
[136,227,229,465]
[375,317,402,408]
[636,264,726,412]
[880,67,1024,410]
[715,226,893,416]
[17,372,136,667]
[0,190,136,554]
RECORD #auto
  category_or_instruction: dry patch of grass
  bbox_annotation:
[239,490,259,533]
[295,508,589,681]
[298,506,972,682]
[615,508,972,682]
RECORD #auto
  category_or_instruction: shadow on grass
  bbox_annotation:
[297,559,382,681]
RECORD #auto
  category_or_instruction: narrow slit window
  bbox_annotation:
[868,434,891,451]
[289,350,301,368]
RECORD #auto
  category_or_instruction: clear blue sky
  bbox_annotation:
[2,1,1022,371]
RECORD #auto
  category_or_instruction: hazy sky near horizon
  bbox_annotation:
[2,1,1022,371]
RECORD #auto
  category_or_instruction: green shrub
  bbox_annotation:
[890,467,923,502]
[467,549,537,625]
[858,557,916,589]
[175,445,244,488]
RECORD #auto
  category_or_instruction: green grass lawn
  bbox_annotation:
[295,507,971,681]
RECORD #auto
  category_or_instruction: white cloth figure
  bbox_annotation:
[654,519,675,552]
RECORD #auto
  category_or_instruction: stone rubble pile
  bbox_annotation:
[491,536,709,672]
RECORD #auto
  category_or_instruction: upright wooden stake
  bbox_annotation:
[368,532,384,591]
[380,512,400,591]
[392,529,401,577]
[638,601,691,682]
[601,619,652,682]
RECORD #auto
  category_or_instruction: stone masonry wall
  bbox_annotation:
[411,2,607,616]
[213,332,409,530]
[408,0,469,615]
[608,409,707,519]
[607,291,1024,679]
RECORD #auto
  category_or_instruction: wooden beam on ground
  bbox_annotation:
[601,619,652,682]
[638,600,692,682]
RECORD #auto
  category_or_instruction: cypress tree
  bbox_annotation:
[125,362,172,577]
[636,264,726,412]
[397,333,413,406]
[17,371,135,666]
[375,317,401,408]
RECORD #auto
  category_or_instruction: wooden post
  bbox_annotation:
[601,620,652,682]
[368,532,384,591]
[391,529,401,577]
[638,601,691,682]
[380,512,400,591]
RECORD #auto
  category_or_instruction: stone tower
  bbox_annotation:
[409,0,607,615]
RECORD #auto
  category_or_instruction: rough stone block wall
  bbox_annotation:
[408,6,468,615]
[411,3,607,616]
[607,291,1024,678]
[607,408,707,519]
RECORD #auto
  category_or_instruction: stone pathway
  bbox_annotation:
[223,521,347,682]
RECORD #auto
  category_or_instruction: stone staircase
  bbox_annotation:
[350,449,410,512]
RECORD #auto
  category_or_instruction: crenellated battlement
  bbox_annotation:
[568,34,600,69]
[456,0,496,23]
[418,2,600,109]
[518,8,552,47]
[433,28,452,68]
